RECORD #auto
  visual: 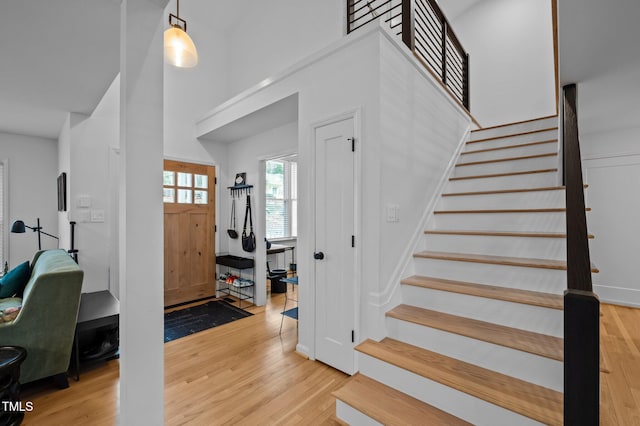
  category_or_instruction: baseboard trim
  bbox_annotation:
[594,284,640,308]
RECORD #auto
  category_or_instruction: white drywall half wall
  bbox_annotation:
[442,0,556,127]
[1,132,58,266]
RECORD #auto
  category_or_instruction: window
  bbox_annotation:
[0,160,6,266]
[163,170,208,205]
[265,157,297,239]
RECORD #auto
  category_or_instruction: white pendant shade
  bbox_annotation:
[164,26,198,68]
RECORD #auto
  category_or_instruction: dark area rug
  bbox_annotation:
[164,300,253,342]
[282,307,298,320]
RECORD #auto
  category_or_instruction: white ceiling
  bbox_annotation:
[558,0,640,136]
[0,0,249,141]
[0,0,121,140]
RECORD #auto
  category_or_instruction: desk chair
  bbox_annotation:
[279,275,298,334]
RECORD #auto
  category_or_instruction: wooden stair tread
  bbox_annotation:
[333,373,471,426]
[462,139,557,155]
[356,338,563,425]
[469,126,559,144]
[443,186,566,196]
[414,250,600,272]
[434,207,578,214]
[387,304,563,361]
[456,152,557,167]
[425,229,595,239]
[471,115,557,133]
[449,168,557,181]
[401,275,564,310]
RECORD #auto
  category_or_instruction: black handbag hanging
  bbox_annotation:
[227,198,238,239]
[242,194,256,252]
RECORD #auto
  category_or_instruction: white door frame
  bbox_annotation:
[307,109,362,371]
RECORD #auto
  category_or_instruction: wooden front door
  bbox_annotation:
[163,160,216,307]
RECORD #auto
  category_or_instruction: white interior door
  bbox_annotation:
[314,116,356,375]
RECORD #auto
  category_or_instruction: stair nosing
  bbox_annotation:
[356,338,563,426]
[413,250,600,272]
[469,126,559,144]
[401,275,564,310]
[333,373,472,426]
[471,115,557,133]
[449,168,557,181]
[456,152,557,167]
[461,139,558,155]
[386,304,564,361]
[423,229,595,239]
[434,208,570,214]
[442,186,565,196]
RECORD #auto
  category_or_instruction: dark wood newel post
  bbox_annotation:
[563,83,600,426]
[401,0,415,51]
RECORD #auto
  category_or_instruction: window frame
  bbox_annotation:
[265,157,297,240]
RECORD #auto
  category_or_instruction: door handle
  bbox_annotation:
[314,251,325,260]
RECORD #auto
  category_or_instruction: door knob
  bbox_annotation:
[313,251,325,260]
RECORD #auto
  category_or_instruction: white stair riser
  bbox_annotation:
[454,155,557,177]
[422,233,567,260]
[446,172,558,193]
[335,401,382,426]
[438,190,565,210]
[358,354,544,426]
[386,318,563,391]
[468,130,559,152]
[433,211,566,232]
[413,258,567,294]
[400,284,563,336]
[471,117,558,141]
[461,141,558,163]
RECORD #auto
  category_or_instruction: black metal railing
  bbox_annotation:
[562,83,599,425]
[347,0,470,110]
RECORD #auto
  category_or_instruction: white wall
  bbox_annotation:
[583,127,640,307]
[227,0,344,95]
[443,0,556,127]
[372,34,470,338]
[0,132,58,266]
[57,76,120,294]
[211,121,298,306]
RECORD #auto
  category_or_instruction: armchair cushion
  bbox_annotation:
[0,261,31,298]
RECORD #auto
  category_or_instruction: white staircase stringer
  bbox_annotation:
[367,126,471,341]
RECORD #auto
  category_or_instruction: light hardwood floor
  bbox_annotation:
[19,298,640,425]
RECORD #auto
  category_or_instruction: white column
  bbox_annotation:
[119,1,167,424]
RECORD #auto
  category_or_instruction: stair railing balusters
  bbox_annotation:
[346,0,470,111]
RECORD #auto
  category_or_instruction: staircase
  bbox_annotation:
[333,115,598,425]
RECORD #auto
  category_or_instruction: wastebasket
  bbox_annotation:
[269,269,288,293]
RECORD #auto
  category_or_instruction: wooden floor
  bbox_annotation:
[19,299,640,425]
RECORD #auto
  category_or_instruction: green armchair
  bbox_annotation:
[0,249,83,386]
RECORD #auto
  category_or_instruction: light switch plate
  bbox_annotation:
[90,209,105,222]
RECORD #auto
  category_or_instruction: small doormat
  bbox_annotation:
[164,300,253,342]
[282,307,298,320]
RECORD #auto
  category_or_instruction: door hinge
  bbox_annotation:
[214,225,217,232]
[351,330,355,343]
[215,177,218,185]
[351,235,355,247]
[349,137,355,152]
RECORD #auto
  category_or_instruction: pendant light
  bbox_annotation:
[164,0,198,68]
